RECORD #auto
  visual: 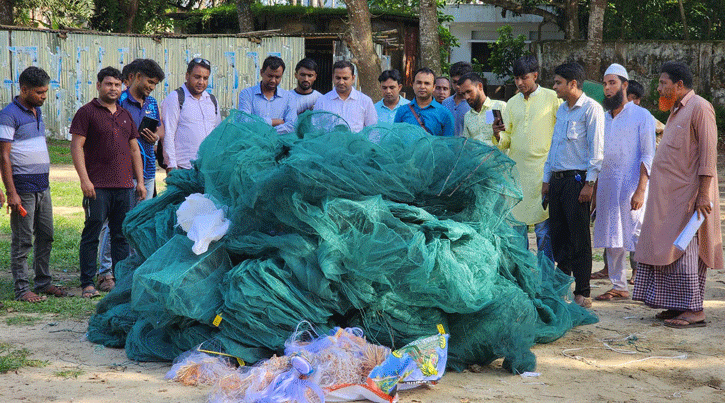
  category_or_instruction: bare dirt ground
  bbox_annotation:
[1,166,724,403]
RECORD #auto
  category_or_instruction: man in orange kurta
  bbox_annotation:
[633,61,723,328]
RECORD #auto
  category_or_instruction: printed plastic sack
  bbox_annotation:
[367,331,448,394]
[327,330,449,402]
[176,193,231,254]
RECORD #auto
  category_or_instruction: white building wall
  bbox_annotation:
[444,4,564,84]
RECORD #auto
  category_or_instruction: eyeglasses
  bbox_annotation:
[190,57,211,67]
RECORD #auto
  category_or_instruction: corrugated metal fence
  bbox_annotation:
[0,28,305,139]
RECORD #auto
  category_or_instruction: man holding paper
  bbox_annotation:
[633,61,723,328]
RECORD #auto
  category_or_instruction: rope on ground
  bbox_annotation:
[561,333,688,367]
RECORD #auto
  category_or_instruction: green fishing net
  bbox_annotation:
[86,110,597,374]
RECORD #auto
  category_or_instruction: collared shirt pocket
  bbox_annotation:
[566,120,580,140]
[662,124,686,150]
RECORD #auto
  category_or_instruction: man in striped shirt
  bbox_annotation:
[1,67,68,302]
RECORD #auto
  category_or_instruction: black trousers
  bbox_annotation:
[549,175,592,297]
[79,188,133,289]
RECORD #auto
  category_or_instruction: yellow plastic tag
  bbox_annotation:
[212,314,223,327]
[196,348,245,367]
[437,323,445,334]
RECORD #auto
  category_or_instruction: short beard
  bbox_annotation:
[603,88,624,111]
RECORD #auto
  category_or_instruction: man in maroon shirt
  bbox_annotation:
[70,66,146,298]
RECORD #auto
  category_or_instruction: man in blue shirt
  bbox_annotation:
[541,62,605,309]
[119,58,164,201]
[441,61,473,136]
[0,67,68,302]
[238,56,296,134]
[375,69,409,124]
[394,67,454,137]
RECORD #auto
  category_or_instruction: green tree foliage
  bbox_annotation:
[14,0,94,29]
[476,25,530,82]
[604,0,725,40]
[90,0,173,33]
[462,0,724,41]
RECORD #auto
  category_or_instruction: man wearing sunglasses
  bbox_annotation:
[161,58,221,173]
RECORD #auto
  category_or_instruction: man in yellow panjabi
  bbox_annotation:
[493,55,561,261]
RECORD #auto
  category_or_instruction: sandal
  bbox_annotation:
[655,309,683,320]
[590,269,609,279]
[595,289,629,301]
[664,317,706,329]
[17,291,47,303]
[39,284,73,298]
[82,286,101,299]
[97,275,116,292]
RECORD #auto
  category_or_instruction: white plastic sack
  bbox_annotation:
[176,193,231,255]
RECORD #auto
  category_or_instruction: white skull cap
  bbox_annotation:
[604,63,629,80]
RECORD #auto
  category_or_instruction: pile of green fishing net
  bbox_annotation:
[87,110,597,374]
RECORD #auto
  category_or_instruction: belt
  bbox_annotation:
[551,170,586,180]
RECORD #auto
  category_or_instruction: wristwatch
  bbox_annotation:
[586,180,596,187]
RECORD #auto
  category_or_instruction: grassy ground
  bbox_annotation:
[0,139,167,330]
[0,140,92,324]
[0,139,171,372]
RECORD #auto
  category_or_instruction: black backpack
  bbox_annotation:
[156,87,219,169]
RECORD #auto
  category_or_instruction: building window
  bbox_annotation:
[471,42,494,72]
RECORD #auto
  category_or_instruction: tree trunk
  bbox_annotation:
[123,0,139,33]
[564,0,579,40]
[0,0,13,25]
[236,0,254,33]
[341,0,381,102]
[584,0,605,81]
[677,0,689,40]
[419,0,441,75]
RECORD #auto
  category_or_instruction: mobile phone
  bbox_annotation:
[492,109,503,123]
[138,116,159,133]
[541,195,549,210]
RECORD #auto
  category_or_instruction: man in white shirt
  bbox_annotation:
[161,58,221,172]
[313,60,377,132]
[593,64,655,301]
[290,58,322,115]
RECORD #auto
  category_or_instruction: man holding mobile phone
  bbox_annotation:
[493,56,561,263]
[119,58,165,201]
[457,72,505,146]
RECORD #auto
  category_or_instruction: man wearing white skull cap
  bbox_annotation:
[592,64,656,301]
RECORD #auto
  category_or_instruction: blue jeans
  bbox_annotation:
[515,219,554,263]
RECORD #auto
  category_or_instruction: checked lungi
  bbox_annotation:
[632,236,707,311]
